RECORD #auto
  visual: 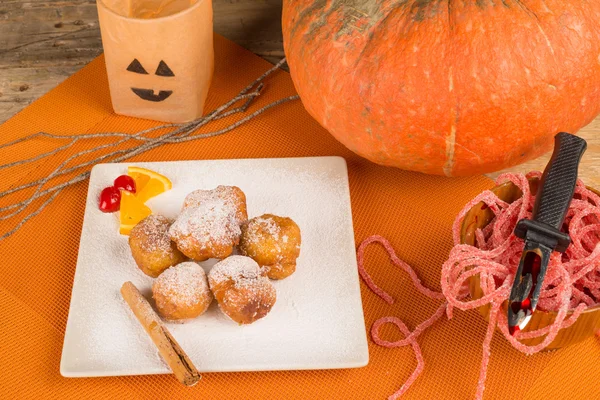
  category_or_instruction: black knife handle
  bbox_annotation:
[533,132,587,229]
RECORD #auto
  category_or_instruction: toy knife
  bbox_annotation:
[507,132,587,335]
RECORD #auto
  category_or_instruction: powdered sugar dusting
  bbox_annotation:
[251,217,280,241]
[208,255,264,287]
[169,186,246,255]
[153,262,211,307]
[241,215,283,257]
[171,203,240,249]
[182,185,241,211]
[208,256,277,324]
[131,214,173,256]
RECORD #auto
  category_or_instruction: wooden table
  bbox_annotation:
[1,0,599,185]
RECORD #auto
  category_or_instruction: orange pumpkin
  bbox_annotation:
[282,1,600,176]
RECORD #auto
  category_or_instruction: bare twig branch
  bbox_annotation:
[0,59,296,240]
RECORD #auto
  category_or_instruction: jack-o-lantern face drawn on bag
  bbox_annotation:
[97,0,214,123]
[127,59,175,102]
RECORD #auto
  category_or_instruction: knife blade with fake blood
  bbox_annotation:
[507,132,587,335]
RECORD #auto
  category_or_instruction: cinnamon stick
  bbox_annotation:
[120,281,201,386]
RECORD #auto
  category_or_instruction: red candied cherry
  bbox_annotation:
[99,186,122,213]
[114,175,136,193]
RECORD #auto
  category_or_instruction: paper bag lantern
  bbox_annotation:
[96,0,214,123]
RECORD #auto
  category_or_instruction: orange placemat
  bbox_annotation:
[1,35,599,400]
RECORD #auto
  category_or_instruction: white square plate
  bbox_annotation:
[61,157,368,377]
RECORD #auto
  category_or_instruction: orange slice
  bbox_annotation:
[119,191,152,235]
[127,166,172,204]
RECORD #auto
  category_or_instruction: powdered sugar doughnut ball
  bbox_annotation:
[239,214,301,280]
[152,262,213,321]
[129,214,186,278]
[208,256,276,325]
[169,186,248,261]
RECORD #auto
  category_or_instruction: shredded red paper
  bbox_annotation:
[358,172,600,399]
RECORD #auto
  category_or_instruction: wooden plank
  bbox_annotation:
[0,66,76,119]
[488,120,600,188]
[0,0,284,123]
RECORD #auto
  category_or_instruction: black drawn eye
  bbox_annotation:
[126,59,148,74]
[155,60,175,77]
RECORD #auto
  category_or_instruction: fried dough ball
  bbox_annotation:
[239,214,301,280]
[208,256,276,325]
[129,214,187,278]
[152,262,213,321]
[169,186,248,261]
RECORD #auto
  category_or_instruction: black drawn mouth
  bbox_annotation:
[131,88,173,102]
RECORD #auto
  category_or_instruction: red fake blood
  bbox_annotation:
[510,297,531,318]
[509,251,541,335]
[522,251,541,296]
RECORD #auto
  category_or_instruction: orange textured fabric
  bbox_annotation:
[0,35,599,400]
